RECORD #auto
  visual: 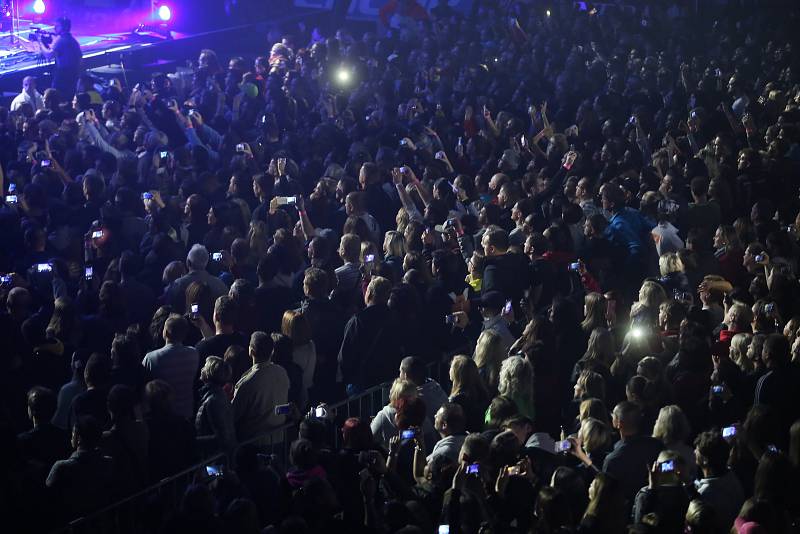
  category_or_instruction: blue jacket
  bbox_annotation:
[604,207,655,258]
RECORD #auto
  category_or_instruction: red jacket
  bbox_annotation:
[379,0,430,26]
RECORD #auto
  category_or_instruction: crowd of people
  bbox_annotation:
[3,0,800,532]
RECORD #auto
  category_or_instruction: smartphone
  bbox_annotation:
[190,303,199,319]
[315,406,326,418]
[767,444,778,453]
[206,465,222,477]
[755,254,765,263]
[236,143,246,152]
[159,150,168,158]
[506,465,521,476]
[0,274,12,284]
[504,300,513,314]
[212,252,223,261]
[142,192,153,200]
[84,266,93,280]
[5,195,17,204]
[466,463,480,475]
[276,196,297,206]
[712,385,723,395]
[555,440,571,453]
[91,230,104,239]
[569,262,580,271]
[659,460,675,473]
[445,313,457,326]
[41,159,51,167]
[764,303,775,314]
[438,525,450,534]
[8,183,15,193]
[365,254,375,263]
[723,426,737,439]
[274,403,291,415]
[36,263,52,273]
[401,429,417,440]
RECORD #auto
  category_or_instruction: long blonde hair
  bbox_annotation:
[652,405,691,447]
[383,231,405,258]
[450,355,487,401]
[474,330,504,392]
[498,356,534,407]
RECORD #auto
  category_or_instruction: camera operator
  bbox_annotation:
[34,17,82,99]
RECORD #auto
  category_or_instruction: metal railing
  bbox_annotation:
[52,381,393,534]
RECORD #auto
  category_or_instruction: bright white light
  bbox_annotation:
[631,326,645,339]
[545,9,551,17]
[157,5,171,21]
[336,68,351,84]
[33,0,45,14]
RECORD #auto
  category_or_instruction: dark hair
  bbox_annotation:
[399,356,426,385]
[694,429,729,475]
[341,417,373,450]
[249,331,274,362]
[394,396,426,430]
[107,384,136,419]
[27,386,57,421]
[290,438,317,470]
[214,295,238,326]
[73,415,102,448]
[84,353,111,389]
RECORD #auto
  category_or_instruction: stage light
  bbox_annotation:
[157,4,171,21]
[33,0,45,14]
[545,9,551,17]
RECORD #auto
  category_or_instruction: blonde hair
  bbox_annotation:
[389,378,417,407]
[579,398,610,426]
[730,332,753,372]
[582,292,607,333]
[360,241,380,264]
[450,355,487,400]
[652,405,691,447]
[498,356,534,406]
[474,330,504,392]
[577,370,606,400]
[639,280,667,309]
[383,231,406,258]
[200,355,232,385]
[659,252,684,277]
[579,417,611,453]
[281,310,312,346]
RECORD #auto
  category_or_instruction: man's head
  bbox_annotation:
[345,191,365,217]
[478,290,505,318]
[481,225,509,257]
[22,76,36,96]
[163,314,189,344]
[365,276,392,306]
[399,356,427,386]
[339,233,361,264]
[249,331,274,363]
[434,402,466,438]
[187,244,210,272]
[303,267,329,299]
[359,162,380,189]
[213,295,238,331]
[612,401,642,438]
[27,386,56,425]
[54,17,71,35]
[600,183,625,213]
[107,384,136,421]
[71,415,101,451]
[694,429,729,477]
[762,333,790,369]
[576,177,593,202]
[502,415,535,446]
[690,176,710,203]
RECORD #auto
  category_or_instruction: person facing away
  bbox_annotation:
[141,314,199,420]
[46,415,114,522]
[232,331,290,442]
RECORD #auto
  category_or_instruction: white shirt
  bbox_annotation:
[10,90,45,113]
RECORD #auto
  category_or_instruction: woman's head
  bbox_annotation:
[341,417,373,450]
[388,378,418,407]
[652,405,691,446]
[574,370,606,401]
[659,252,684,277]
[281,310,312,346]
[579,417,611,454]
[394,395,426,430]
[730,332,754,371]
[450,354,487,398]
[498,356,533,400]
[200,356,232,386]
[473,331,504,387]
[638,280,667,308]
[383,230,405,258]
[581,292,607,332]
[579,398,610,426]
[583,328,614,366]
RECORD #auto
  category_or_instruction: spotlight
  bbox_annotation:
[157,4,171,21]
[335,67,352,85]
[33,0,45,14]
[630,326,645,339]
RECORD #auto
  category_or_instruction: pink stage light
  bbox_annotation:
[157,5,171,21]
[32,0,45,14]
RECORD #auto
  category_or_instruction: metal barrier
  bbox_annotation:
[53,452,227,534]
[53,381,394,534]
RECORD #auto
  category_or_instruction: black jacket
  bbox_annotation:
[338,304,403,389]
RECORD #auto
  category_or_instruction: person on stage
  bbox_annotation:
[34,17,82,99]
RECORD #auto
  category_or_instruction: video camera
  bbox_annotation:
[29,28,53,47]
